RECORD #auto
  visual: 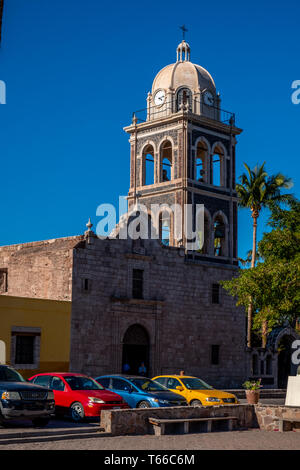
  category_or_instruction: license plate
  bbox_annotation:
[113,406,121,409]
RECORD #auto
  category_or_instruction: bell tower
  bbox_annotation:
[124,41,242,266]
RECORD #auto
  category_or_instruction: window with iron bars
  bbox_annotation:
[15,335,35,365]
[211,345,220,365]
[211,283,220,304]
[132,269,144,299]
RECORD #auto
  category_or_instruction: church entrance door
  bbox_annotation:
[122,324,150,376]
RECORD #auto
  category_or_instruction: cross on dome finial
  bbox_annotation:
[179,25,188,40]
[177,25,190,62]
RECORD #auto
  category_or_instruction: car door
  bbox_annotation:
[165,377,186,399]
[153,377,168,388]
[50,376,68,410]
[96,377,110,389]
[31,375,52,389]
[111,378,136,408]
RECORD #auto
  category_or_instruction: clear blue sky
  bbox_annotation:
[0,0,299,259]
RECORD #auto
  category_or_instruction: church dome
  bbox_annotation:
[151,41,216,95]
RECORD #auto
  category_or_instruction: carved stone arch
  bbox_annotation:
[194,136,211,154]
[121,323,150,345]
[121,323,150,375]
[211,141,227,157]
[274,327,300,388]
[139,140,157,158]
[274,327,300,351]
[212,210,229,226]
[158,137,174,182]
[158,134,176,151]
[212,210,229,257]
[194,137,211,182]
[140,142,156,186]
[211,141,227,187]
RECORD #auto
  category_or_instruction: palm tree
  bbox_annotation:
[238,248,261,267]
[236,162,293,348]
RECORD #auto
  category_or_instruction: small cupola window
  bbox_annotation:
[176,40,191,62]
[176,88,192,112]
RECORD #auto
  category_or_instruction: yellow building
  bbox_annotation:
[0,295,71,378]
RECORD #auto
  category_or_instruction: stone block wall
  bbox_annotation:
[70,233,247,388]
[0,236,83,301]
[100,404,257,436]
[255,405,300,431]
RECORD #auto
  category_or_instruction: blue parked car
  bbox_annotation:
[95,375,188,408]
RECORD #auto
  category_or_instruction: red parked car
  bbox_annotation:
[28,373,128,421]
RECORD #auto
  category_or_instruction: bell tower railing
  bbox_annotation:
[132,98,235,126]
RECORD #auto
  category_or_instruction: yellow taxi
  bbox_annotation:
[152,375,239,406]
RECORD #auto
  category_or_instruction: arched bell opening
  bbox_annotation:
[142,145,155,186]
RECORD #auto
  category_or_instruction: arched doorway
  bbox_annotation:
[277,335,298,388]
[122,324,150,376]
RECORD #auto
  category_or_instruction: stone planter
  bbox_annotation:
[245,390,260,404]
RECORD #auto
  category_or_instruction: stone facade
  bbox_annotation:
[125,113,241,261]
[0,236,83,301]
[0,231,247,388]
[69,232,246,388]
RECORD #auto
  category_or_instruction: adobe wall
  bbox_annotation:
[0,236,83,301]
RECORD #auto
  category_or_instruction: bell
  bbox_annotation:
[214,224,225,238]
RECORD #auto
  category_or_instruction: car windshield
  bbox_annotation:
[0,367,26,382]
[181,378,213,390]
[131,378,168,392]
[64,376,104,391]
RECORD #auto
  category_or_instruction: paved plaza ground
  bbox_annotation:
[1,399,298,451]
[0,429,300,450]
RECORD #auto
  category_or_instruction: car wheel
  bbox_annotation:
[70,402,85,422]
[32,417,50,427]
[137,401,151,408]
[190,399,202,407]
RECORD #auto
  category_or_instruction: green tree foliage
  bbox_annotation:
[235,162,294,346]
[221,200,300,337]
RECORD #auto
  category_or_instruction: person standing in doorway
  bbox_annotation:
[138,362,147,376]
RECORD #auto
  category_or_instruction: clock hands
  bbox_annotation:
[154,91,165,105]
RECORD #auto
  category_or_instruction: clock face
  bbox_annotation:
[203,91,214,107]
[154,90,166,106]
